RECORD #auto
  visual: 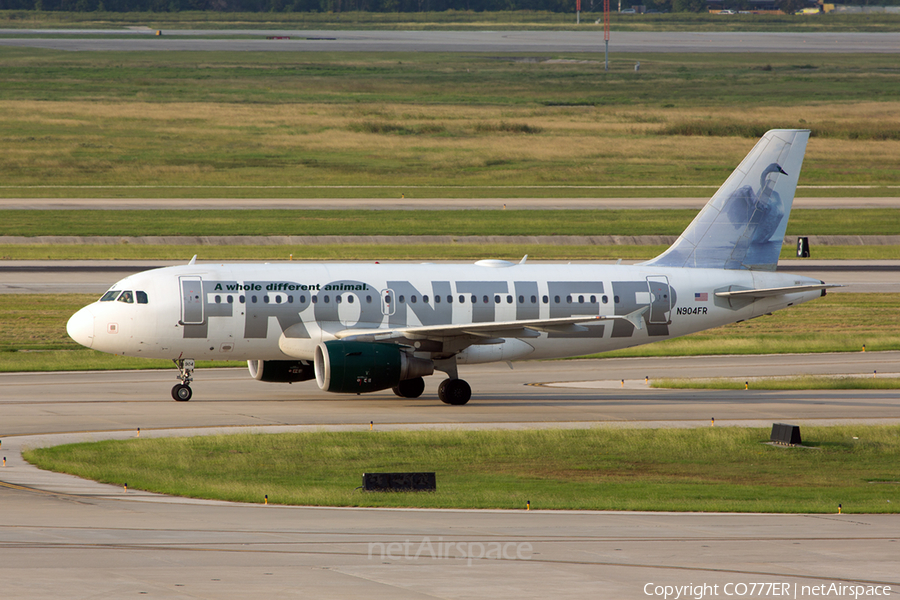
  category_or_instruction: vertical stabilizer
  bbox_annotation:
[644,129,810,271]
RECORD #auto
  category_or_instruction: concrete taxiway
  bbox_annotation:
[2,354,900,598]
[1,30,899,54]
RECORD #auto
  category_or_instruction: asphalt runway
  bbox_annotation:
[1,30,899,53]
[2,354,900,598]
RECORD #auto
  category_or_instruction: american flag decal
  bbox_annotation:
[695,292,708,302]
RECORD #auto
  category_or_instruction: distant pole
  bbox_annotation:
[604,0,610,71]
[577,0,581,24]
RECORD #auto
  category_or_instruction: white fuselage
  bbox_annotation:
[67,261,825,364]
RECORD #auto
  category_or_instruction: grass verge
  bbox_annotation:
[2,209,900,237]
[23,426,900,512]
[3,244,900,261]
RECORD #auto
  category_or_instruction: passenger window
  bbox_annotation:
[423,295,429,303]
[518,295,524,304]
[100,291,119,302]
[554,296,560,304]
[348,295,354,304]
[324,295,330,303]
[136,291,149,304]
[411,295,417,304]
[312,295,318,304]
[579,295,584,304]
[366,295,372,303]
[252,296,258,303]
[590,295,596,304]
[287,295,293,303]
[399,295,405,303]
[435,295,441,304]
[336,295,342,304]
[507,295,513,304]
[542,295,549,304]
[494,295,500,304]
[602,295,608,304]
[531,295,537,304]
[275,295,282,304]
[117,291,134,304]
[227,295,234,304]
[447,295,453,303]
[483,295,489,304]
[263,295,269,304]
[215,295,222,304]
[239,295,245,304]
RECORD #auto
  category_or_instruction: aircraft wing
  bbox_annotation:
[715,283,842,299]
[334,308,648,344]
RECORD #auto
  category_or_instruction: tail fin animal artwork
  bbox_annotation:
[646,129,809,271]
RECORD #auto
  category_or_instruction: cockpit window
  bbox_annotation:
[100,290,120,302]
[117,291,134,304]
[136,291,148,304]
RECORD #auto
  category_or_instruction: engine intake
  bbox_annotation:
[248,360,315,383]
[314,340,434,394]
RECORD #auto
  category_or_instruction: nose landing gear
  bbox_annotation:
[172,357,195,401]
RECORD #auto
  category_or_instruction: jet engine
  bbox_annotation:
[314,340,434,394]
[248,360,315,383]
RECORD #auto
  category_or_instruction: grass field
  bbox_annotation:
[23,426,900,512]
[0,50,898,197]
[2,292,896,372]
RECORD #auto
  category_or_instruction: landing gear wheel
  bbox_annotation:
[392,377,426,399]
[438,378,471,405]
[172,357,195,402]
[172,383,192,402]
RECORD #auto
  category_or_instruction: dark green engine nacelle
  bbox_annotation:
[314,340,434,394]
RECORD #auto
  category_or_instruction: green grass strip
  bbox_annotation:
[3,244,900,261]
[23,426,900,512]
[2,209,900,236]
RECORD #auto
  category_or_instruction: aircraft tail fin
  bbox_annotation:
[644,129,810,271]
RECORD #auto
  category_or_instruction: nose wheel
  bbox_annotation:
[172,357,195,402]
[172,383,193,401]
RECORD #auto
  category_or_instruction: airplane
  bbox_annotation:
[67,129,836,405]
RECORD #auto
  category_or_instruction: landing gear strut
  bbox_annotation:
[172,357,195,402]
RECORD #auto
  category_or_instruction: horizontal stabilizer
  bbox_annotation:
[715,283,842,299]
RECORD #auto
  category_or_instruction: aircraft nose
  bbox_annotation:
[66,306,95,349]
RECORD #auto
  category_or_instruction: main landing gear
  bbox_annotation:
[172,357,195,402]
[433,357,471,405]
[438,378,471,405]
[392,377,426,399]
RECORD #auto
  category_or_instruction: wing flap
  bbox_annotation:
[334,309,648,344]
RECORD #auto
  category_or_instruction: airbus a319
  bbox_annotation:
[67,129,835,405]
